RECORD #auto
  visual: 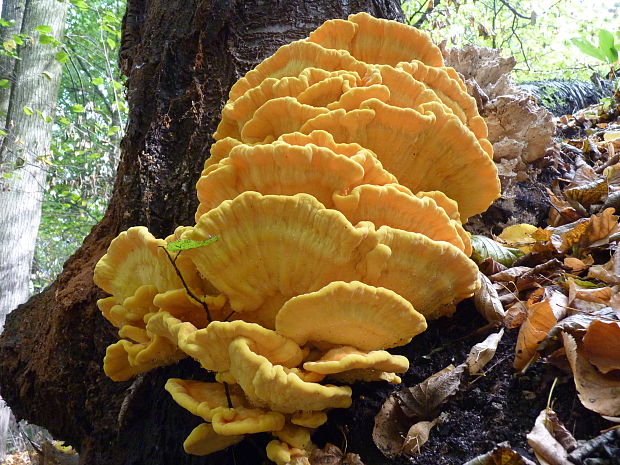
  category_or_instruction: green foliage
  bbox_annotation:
[31,0,127,294]
[572,29,619,64]
[402,0,620,81]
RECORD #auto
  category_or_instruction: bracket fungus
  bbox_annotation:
[93,12,500,464]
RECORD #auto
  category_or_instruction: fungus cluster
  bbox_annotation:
[93,13,500,464]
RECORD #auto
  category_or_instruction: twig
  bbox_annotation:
[159,247,212,322]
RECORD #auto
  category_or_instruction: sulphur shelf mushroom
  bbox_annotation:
[93,12,500,465]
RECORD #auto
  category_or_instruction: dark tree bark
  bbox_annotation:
[0,1,403,464]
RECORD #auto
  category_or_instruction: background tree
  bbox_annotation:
[0,1,403,464]
[0,0,67,326]
[31,0,126,294]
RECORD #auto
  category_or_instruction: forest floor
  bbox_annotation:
[310,97,620,464]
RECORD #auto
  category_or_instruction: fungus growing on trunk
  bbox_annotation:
[92,12,500,464]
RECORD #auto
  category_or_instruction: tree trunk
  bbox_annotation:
[0,2,403,464]
[0,0,68,326]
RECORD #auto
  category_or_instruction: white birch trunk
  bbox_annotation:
[0,0,68,328]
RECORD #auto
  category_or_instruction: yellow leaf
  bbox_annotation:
[498,224,538,252]
[604,130,620,142]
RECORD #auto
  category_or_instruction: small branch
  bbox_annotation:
[498,0,531,20]
[412,0,440,29]
[159,247,212,322]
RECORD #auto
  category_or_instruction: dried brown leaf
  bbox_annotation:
[474,273,506,323]
[504,301,529,329]
[489,267,533,282]
[583,319,620,373]
[463,445,536,465]
[565,178,608,208]
[562,332,620,417]
[514,297,558,370]
[396,364,465,419]
[401,417,440,456]
[310,444,364,465]
[527,409,574,465]
[466,328,505,375]
[547,189,581,227]
[372,396,409,459]
[564,256,594,273]
[587,249,620,284]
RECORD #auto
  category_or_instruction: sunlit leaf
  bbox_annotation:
[71,104,85,113]
[34,25,53,34]
[22,106,34,116]
[583,320,620,374]
[514,295,557,370]
[166,237,218,252]
[55,51,69,63]
[0,79,10,88]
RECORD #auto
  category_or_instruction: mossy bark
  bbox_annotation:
[0,2,403,464]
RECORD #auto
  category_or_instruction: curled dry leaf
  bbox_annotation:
[582,319,620,374]
[564,178,608,208]
[466,328,504,375]
[489,266,533,283]
[526,409,575,465]
[372,395,409,459]
[396,364,465,420]
[563,256,593,273]
[547,188,581,227]
[566,277,612,304]
[587,249,620,285]
[504,301,529,329]
[548,208,620,253]
[541,307,617,353]
[474,273,506,323]
[562,332,620,417]
[310,443,364,465]
[462,444,536,465]
[401,417,440,456]
[514,294,558,370]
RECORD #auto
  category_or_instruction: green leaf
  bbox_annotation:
[55,51,69,63]
[58,117,70,125]
[597,29,618,63]
[23,106,34,116]
[0,19,11,27]
[571,38,605,61]
[70,0,89,9]
[34,25,53,34]
[470,235,524,267]
[106,38,116,49]
[166,237,218,252]
[71,104,85,113]
[38,34,55,45]
[0,79,10,88]
[91,77,104,86]
[0,129,7,136]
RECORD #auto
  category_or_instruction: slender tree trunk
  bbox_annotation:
[0,1,403,464]
[0,0,68,327]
